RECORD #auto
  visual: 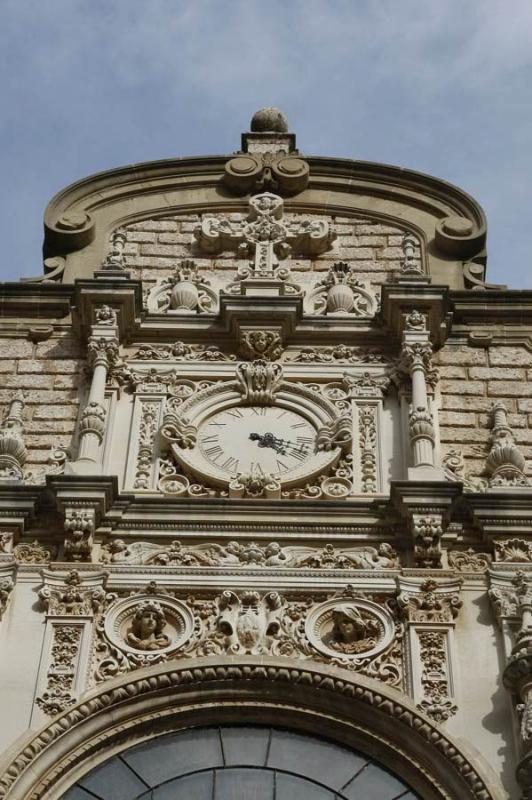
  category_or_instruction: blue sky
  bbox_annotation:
[2,0,532,287]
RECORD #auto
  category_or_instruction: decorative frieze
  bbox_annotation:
[130,342,236,362]
[285,345,387,364]
[101,538,399,569]
[92,583,403,690]
[0,392,27,481]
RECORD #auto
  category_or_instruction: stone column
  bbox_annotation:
[66,306,118,475]
[400,310,443,480]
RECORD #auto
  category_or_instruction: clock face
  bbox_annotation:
[198,406,316,478]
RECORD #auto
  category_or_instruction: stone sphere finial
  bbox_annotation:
[250,107,289,133]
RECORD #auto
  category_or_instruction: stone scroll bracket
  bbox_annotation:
[32,568,108,725]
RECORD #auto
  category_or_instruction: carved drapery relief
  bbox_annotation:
[146,259,217,314]
[0,392,27,481]
[194,192,335,277]
[397,577,461,723]
[486,402,529,489]
[305,262,377,317]
[100,539,399,570]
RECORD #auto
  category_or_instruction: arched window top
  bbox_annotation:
[62,725,419,800]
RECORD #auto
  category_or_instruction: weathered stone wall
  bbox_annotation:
[436,343,532,483]
[0,333,83,483]
[123,213,419,292]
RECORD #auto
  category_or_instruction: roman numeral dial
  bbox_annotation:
[198,405,317,478]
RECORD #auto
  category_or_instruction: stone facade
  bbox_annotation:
[0,110,529,799]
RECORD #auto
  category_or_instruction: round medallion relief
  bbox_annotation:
[305,597,394,661]
[104,594,194,657]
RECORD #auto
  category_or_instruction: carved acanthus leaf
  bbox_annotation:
[236,360,283,405]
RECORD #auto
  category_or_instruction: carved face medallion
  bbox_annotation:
[198,406,316,478]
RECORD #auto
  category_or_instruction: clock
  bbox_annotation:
[198,405,317,480]
[163,363,351,490]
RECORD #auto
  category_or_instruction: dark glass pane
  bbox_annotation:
[79,756,147,799]
[215,766,274,800]
[342,762,410,799]
[122,727,223,786]
[267,729,367,791]
[275,772,336,799]
[220,726,270,766]
[62,788,101,800]
[150,770,214,799]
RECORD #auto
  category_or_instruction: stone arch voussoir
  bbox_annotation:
[0,656,505,800]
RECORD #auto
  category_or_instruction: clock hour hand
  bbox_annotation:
[249,432,287,454]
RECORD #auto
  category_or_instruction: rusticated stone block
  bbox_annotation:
[0,339,33,359]
[468,367,526,380]
[487,380,532,396]
[441,395,510,412]
[438,411,476,427]
[489,346,532,366]
[32,406,79,420]
[440,380,485,395]
[436,348,487,366]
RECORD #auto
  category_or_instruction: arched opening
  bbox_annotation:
[62,725,419,799]
[0,657,504,800]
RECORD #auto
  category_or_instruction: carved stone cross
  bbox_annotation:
[194,192,334,276]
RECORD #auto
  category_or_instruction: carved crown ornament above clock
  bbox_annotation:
[160,360,352,491]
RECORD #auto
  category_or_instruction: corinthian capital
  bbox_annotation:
[87,335,119,369]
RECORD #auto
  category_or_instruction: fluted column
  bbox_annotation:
[66,306,118,475]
